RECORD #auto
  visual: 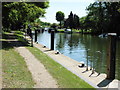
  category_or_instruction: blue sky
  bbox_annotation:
[40,0,95,23]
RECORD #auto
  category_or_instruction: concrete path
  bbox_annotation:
[15,47,58,88]
[33,42,120,89]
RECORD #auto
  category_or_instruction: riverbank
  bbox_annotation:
[25,30,119,88]
[25,32,119,88]
[32,42,119,89]
[57,29,91,34]
[1,31,94,88]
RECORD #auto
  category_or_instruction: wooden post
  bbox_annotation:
[35,30,37,42]
[29,29,33,47]
[31,37,33,47]
[86,49,90,71]
[107,33,117,79]
[51,30,55,50]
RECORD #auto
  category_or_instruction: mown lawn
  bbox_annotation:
[27,46,95,88]
[2,33,35,88]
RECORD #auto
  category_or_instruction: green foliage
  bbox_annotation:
[68,11,74,30]
[51,23,58,28]
[81,2,120,35]
[56,11,65,28]
[56,11,65,22]
[73,14,80,29]
[64,11,80,31]
[2,2,49,31]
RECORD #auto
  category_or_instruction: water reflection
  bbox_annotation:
[35,31,120,80]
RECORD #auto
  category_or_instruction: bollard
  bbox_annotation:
[35,30,37,42]
[86,49,90,71]
[29,29,33,47]
[31,37,33,47]
[107,33,117,79]
[51,30,55,50]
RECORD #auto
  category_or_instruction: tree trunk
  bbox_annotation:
[60,21,61,29]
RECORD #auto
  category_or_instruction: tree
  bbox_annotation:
[84,2,120,35]
[73,14,80,29]
[64,12,80,32]
[56,11,65,29]
[68,11,74,30]
[2,2,49,31]
[64,18,69,29]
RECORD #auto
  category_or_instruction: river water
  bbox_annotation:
[33,31,120,80]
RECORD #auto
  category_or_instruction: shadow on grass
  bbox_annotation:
[1,33,30,50]
[2,34,17,39]
[1,40,29,50]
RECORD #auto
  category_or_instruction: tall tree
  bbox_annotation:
[68,11,74,30]
[2,2,49,31]
[84,2,120,35]
[56,11,65,29]
[73,14,80,29]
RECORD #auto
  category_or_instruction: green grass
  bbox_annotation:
[14,31,24,35]
[14,31,24,40]
[2,43,35,88]
[14,31,28,43]
[72,29,81,32]
[2,31,11,35]
[57,29,65,32]
[27,46,95,88]
[57,29,92,33]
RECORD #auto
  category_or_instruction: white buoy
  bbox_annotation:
[57,50,59,54]
[43,46,46,48]
[78,61,85,67]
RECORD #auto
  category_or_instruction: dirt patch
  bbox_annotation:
[15,47,58,88]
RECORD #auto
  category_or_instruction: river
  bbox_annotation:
[33,31,120,80]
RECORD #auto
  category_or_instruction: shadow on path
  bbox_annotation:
[97,79,113,87]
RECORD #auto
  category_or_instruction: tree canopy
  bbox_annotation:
[80,2,120,35]
[56,11,65,28]
[64,11,80,30]
[2,2,49,31]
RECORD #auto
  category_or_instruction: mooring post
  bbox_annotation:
[86,49,90,71]
[51,30,55,50]
[31,33,33,47]
[107,33,117,79]
[29,28,33,47]
[35,30,37,42]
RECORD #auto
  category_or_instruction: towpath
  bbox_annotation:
[33,41,119,89]
[1,32,58,88]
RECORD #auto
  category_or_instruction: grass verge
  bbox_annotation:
[2,33,35,88]
[27,46,95,88]
[2,48,35,88]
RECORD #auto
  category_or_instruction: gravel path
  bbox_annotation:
[15,47,58,88]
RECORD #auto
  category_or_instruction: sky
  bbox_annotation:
[40,0,95,23]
